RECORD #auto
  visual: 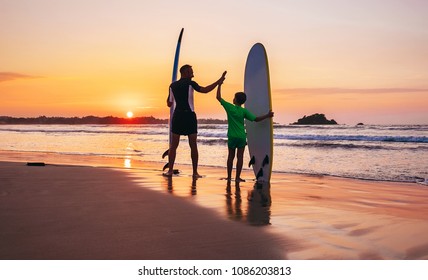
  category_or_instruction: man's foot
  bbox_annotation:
[163,171,174,177]
[236,177,246,183]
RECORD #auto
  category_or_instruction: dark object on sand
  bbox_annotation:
[27,162,46,166]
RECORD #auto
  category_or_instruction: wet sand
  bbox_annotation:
[1,152,428,260]
[0,161,288,260]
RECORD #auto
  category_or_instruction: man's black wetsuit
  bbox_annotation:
[168,78,204,135]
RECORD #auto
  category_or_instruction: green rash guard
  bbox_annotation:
[220,98,256,140]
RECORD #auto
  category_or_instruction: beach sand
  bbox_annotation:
[1,152,428,260]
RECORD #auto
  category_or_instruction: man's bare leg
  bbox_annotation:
[188,133,201,178]
[164,133,180,176]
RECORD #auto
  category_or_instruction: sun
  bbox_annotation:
[126,111,134,118]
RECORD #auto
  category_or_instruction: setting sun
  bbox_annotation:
[126,111,134,118]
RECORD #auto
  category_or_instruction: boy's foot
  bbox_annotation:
[236,178,246,183]
[192,173,203,178]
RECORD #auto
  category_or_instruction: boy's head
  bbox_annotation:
[233,92,247,105]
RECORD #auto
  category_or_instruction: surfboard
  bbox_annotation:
[162,28,184,171]
[244,43,273,182]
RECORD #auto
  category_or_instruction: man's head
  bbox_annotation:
[233,92,247,105]
[180,64,194,78]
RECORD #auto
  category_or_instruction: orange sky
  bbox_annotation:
[1,0,428,124]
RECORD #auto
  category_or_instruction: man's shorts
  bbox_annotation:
[228,137,247,149]
[172,110,197,135]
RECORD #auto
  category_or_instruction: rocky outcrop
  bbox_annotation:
[293,113,338,125]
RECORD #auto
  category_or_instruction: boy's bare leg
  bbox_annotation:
[227,147,236,180]
[236,147,245,182]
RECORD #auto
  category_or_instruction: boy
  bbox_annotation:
[216,80,273,182]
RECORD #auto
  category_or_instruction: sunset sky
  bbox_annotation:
[1,0,428,125]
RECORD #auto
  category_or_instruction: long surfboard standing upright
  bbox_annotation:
[244,43,273,182]
[162,28,184,171]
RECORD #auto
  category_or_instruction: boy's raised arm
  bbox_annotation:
[216,84,222,102]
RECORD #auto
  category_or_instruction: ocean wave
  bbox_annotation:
[280,124,428,131]
[198,138,227,145]
[0,127,169,136]
[274,134,428,144]
[199,124,227,130]
[2,124,427,144]
[279,142,428,151]
[3,148,425,184]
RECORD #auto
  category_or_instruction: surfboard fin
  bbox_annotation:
[256,168,264,180]
[162,149,169,159]
[262,155,269,167]
[249,156,255,168]
[162,162,169,171]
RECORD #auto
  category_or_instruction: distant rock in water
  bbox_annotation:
[293,113,338,125]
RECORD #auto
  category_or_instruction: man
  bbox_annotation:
[164,64,226,177]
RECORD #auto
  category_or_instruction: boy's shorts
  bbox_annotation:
[228,137,247,149]
[172,111,197,135]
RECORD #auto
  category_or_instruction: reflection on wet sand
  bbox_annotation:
[226,181,272,226]
[225,182,243,222]
[161,174,272,226]
[162,172,272,226]
[247,182,272,226]
[191,177,197,195]
[164,176,173,194]
[117,163,428,259]
[162,175,199,196]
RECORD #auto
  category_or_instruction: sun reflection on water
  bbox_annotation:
[124,157,132,168]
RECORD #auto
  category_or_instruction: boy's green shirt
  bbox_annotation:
[220,98,256,139]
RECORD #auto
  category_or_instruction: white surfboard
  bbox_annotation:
[162,28,183,171]
[244,43,273,182]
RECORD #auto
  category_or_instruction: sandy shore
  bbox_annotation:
[1,153,428,260]
[0,161,289,260]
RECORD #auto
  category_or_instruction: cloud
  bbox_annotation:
[136,106,159,109]
[277,87,428,96]
[0,72,42,82]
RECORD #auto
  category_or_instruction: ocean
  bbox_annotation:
[1,124,427,184]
